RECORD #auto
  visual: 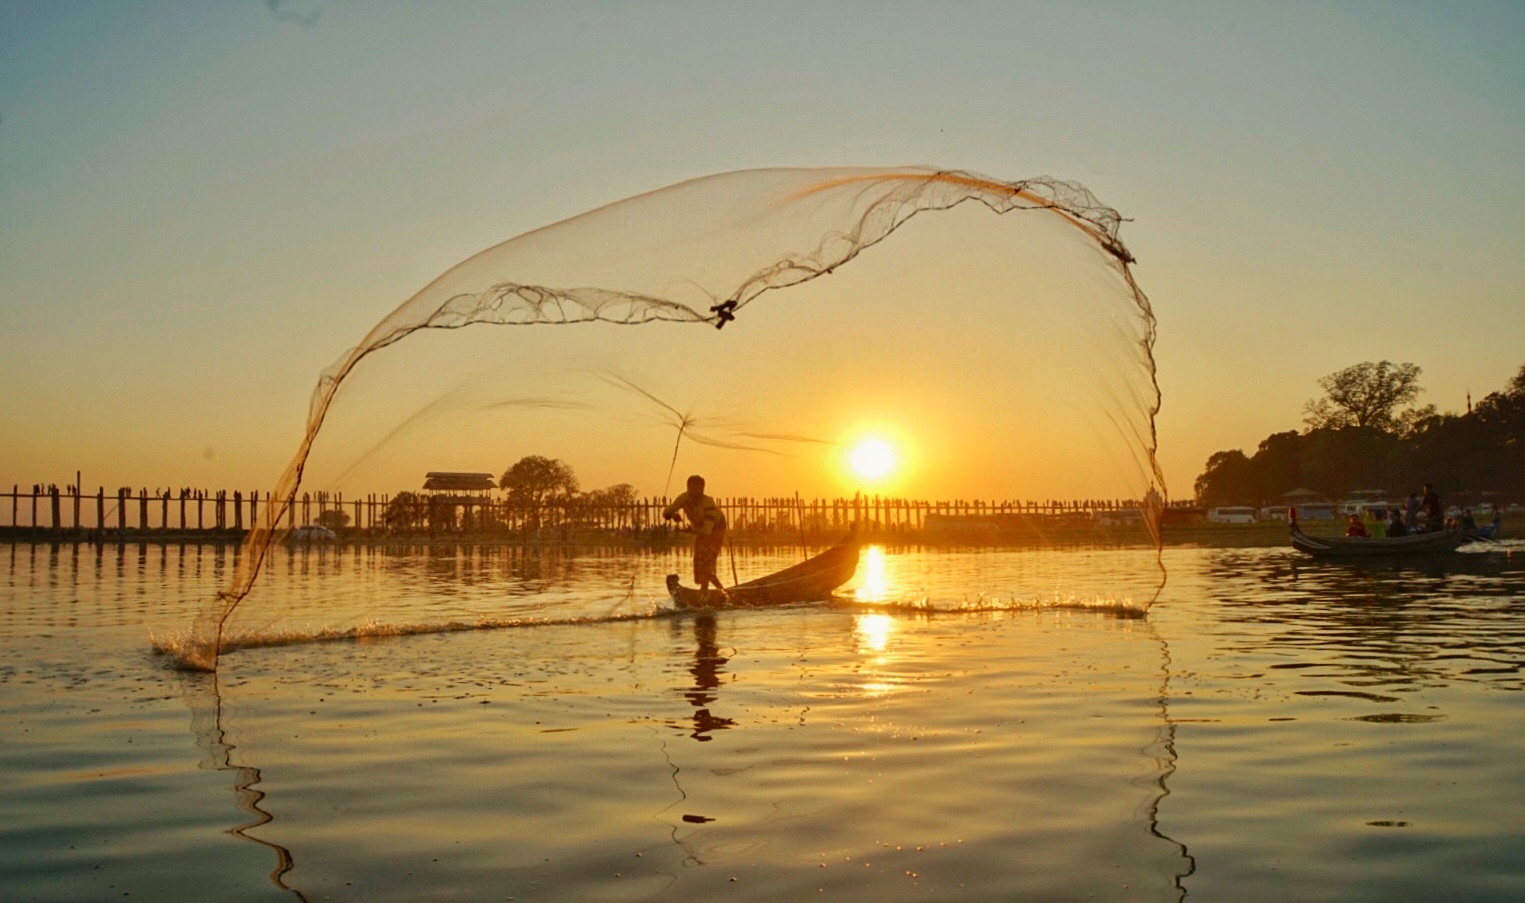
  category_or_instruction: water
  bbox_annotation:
[2,541,1522,901]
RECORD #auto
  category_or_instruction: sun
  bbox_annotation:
[849,438,896,482]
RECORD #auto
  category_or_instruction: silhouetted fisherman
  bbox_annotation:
[663,474,728,592]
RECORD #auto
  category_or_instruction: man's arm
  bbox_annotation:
[662,492,689,521]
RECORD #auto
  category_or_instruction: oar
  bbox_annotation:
[727,529,739,586]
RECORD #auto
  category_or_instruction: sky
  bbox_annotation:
[2,1,1522,502]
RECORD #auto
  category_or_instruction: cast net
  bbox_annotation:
[165,166,1165,670]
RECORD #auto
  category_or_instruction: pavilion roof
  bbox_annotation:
[423,472,497,492]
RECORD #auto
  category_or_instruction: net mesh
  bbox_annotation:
[169,166,1163,670]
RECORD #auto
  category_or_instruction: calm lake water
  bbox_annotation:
[2,540,1522,901]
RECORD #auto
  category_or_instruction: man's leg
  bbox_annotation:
[697,530,725,591]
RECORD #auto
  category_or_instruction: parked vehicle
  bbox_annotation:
[1206,506,1257,524]
[1294,503,1337,521]
[288,524,338,543]
[1093,508,1144,526]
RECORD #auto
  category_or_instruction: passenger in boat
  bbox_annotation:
[1420,482,1444,531]
[1384,508,1407,538]
[1345,514,1370,538]
[1405,492,1421,529]
[1460,509,1477,532]
[663,475,728,592]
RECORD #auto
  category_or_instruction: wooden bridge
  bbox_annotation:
[2,484,1151,543]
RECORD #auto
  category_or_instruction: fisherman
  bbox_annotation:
[663,474,728,592]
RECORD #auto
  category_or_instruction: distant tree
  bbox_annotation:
[500,456,579,530]
[1473,363,1525,433]
[1248,430,1303,502]
[1303,360,1431,435]
[1410,362,1525,497]
[383,491,426,531]
[581,483,638,508]
[1198,362,1525,508]
[1194,449,1254,505]
[1299,427,1401,499]
[582,482,641,528]
[316,508,351,530]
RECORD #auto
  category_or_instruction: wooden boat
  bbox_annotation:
[1468,522,1499,540]
[667,529,862,610]
[1289,510,1467,558]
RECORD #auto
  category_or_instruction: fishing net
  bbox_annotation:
[169,166,1164,670]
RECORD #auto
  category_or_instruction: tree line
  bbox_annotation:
[1195,361,1524,506]
[379,455,635,531]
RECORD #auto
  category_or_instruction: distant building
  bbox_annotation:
[420,473,497,532]
[422,472,496,493]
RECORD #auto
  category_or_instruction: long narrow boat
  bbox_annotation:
[667,529,862,610]
[1470,522,1499,540]
[1289,511,1467,558]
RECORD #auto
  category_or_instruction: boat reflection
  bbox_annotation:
[1205,546,1525,692]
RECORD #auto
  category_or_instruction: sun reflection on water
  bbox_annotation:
[853,545,889,603]
[853,612,895,654]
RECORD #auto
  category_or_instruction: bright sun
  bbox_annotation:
[849,438,896,481]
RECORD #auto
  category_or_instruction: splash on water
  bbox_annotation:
[156,591,1146,665]
[844,594,1150,619]
[178,167,1164,670]
[155,606,677,663]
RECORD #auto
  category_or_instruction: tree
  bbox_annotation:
[1249,430,1303,502]
[500,456,579,530]
[1438,362,1525,496]
[582,482,641,528]
[316,508,351,530]
[1303,361,1430,434]
[593,483,639,505]
[383,491,426,531]
[1194,449,1254,505]
[1197,362,1525,508]
[1473,363,1525,434]
[1299,426,1401,498]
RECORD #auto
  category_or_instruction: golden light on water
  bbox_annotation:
[853,612,895,654]
[854,545,889,603]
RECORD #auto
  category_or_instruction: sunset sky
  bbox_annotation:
[2,2,1521,502]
